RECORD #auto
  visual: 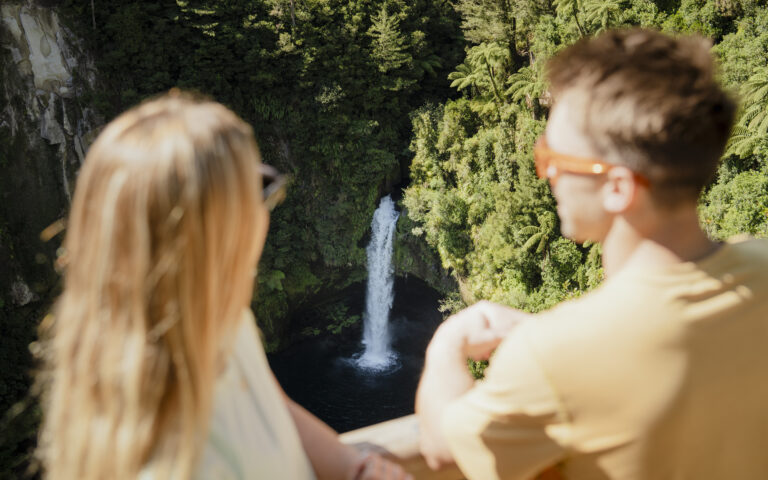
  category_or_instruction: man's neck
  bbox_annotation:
[601,204,720,279]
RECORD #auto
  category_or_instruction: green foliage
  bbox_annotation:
[453,0,545,57]
[299,301,360,337]
[505,65,546,116]
[553,0,588,36]
[454,0,516,45]
[0,307,41,480]
[45,0,768,352]
[579,241,604,290]
[661,0,738,39]
[368,5,412,75]
[301,327,322,337]
[59,0,465,345]
[404,4,602,312]
[701,165,768,239]
[698,5,768,241]
[404,0,768,318]
[583,0,624,33]
[468,359,488,379]
[393,205,457,293]
[4,0,767,473]
[518,211,557,254]
[726,66,768,156]
[449,42,512,117]
[327,315,360,335]
[714,6,768,88]
[438,290,467,315]
[319,302,361,335]
[403,96,591,311]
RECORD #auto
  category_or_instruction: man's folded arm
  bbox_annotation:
[416,301,527,470]
[438,325,570,480]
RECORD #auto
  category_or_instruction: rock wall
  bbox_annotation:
[0,6,100,473]
[393,208,457,296]
[0,2,100,311]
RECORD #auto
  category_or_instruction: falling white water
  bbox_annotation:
[356,195,400,370]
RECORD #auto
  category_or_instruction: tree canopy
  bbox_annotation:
[404,0,768,314]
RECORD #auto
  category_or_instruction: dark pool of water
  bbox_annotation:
[268,276,443,433]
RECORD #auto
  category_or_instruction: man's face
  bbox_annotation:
[544,92,612,243]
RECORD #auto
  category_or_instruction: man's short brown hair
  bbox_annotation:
[546,28,735,206]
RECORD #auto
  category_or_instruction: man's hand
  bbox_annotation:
[431,300,526,361]
[416,301,530,470]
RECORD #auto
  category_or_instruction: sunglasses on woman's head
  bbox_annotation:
[259,164,289,211]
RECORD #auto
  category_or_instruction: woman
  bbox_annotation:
[38,92,410,480]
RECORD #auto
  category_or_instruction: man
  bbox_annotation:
[416,29,768,480]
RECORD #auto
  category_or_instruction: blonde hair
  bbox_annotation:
[38,93,266,479]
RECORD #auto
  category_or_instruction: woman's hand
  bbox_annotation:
[348,452,412,480]
[282,390,412,480]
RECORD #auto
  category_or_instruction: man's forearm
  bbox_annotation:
[415,334,475,469]
[416,301,526,470]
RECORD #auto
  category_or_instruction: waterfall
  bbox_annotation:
[356,195,399,370]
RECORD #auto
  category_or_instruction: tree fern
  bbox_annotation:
[553,0,586,36]
[449,43,512,116]
[730,66,768,156]
[505,65,544,111]
[466,42,512,105]
[449,62,480,91]
[583,0,623,33]
[518,211,557,254]
[727,125,767,157]
[415,54,442,77]
[742,66,768,107]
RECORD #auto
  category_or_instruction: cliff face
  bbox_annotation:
[0,3,100,312]
[0,7,100,473]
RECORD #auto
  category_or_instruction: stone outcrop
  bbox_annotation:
[0,6,102,476]
[0,3,101,311]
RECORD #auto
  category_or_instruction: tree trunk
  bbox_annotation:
[486,64,504,106]
[573,1,586,37]
[501,0,516,58]
[486,63,505,120]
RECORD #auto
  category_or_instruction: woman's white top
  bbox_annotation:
[193,311,316,479]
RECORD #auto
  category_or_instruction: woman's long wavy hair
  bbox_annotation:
[38,93,267,479]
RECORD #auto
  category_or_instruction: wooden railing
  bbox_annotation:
[340,415,564,480]
[339,415,464,480]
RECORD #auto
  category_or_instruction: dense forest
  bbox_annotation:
[2,0,768,477]
[405,0,768,312]
[52,0,467,348]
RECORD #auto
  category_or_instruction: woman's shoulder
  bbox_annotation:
[198,309,316,480]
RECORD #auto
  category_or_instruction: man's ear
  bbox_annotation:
[601,167,638,213]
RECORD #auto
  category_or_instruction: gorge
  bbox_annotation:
[4,1,768,478]
[0,2,459,476]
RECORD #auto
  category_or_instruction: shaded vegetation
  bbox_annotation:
[58,0,465,346]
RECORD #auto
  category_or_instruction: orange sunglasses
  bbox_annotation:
[533,136,649,187]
